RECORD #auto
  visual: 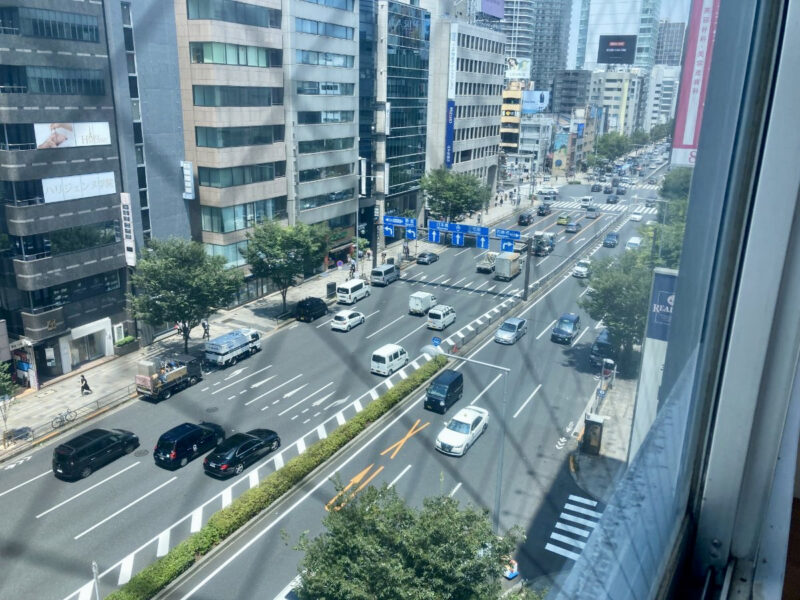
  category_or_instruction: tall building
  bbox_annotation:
[360,0,430,236]
[576,0,662,70]
[423,1,505,190]
[0,2,133,385]
[589,70,644,136]
[529,0,572,92]
[502,0,535,79]
[518,113,554,174]
[499,81,524,152]
[552,69,592,115]
[643,65,680,132]
[655,20,685,66]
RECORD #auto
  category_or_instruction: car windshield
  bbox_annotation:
[372,355,385,364]
[428,383,448,397]
[213,433,249,454]
[500,322,516,332]
[446,419,470,434]
[556,319,574,332]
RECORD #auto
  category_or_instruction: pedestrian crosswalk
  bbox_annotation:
[548,200,658,215]
[633,183,660,191]
[544,494,603,561]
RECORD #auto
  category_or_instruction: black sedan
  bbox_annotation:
[606,195,619,204]
[417,252,439,265]
[603,186,613,194]
[204,429,281,477]
[590,183,602,192]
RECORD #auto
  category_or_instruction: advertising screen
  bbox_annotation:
[597,35,638,65]
[522,90,550,114]
[42,172,116,203]
[505,57,530,80]
[34,122,111,149]
[480,0,504,19]
[444,100,456,168]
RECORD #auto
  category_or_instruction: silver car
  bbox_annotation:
[494,317,527,344]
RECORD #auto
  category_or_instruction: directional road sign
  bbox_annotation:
[476,235,489,249]
[451,232,464,246]
[384,216,417,227]
[495,227,521,240]
[428,229,441,243]
[383,224,395,237]
[406,228,417,240]
[432,336,442,347]
[500,239,515,252]
[466,224,490,236]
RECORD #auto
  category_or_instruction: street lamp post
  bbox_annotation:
[422,346,511,532]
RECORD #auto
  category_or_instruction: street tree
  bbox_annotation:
[244,221,330,313]
[595,132,631,161]
[630,129,649,148]
[0,362,16,447]
[130,238,242,353]
[579,250,652,363]
[296,484,522,600]
[421,168,491,221]
[649,120,674,142]
[660,167,693,200]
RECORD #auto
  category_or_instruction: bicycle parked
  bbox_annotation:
[51,409,77,430]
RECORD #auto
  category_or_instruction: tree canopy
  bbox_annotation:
[595,132,631,162]
[421,168,491,222]
[243,221,330,312]
[659,167,693,200]
[296,485,522,600]
[649,120,674,143]
[130,238,242,353]
[630,129,649,148]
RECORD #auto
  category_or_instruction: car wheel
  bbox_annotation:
[162,389,172,400]
[271,440,280,451]
[216,435,224,445]
[80,466,92,479]
[189,376,198,386]
[179,457,188,468]
[347,324,351,331]
[234,463,244,475]
[361,317,365,325]
[366,290,371,297]
[124,443,136,454]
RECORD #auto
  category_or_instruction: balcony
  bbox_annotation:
[12,243,126,291]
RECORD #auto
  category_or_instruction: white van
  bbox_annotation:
[370,344,409,376]
[427,305,456,330]
[409,291,437,315]
[337,278,370,304]
[370,264,399,286]
[580,196,592,208]
[625,236,643,250]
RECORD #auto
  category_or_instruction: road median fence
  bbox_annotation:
[107,355,447,600]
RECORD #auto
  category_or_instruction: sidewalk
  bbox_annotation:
[0,189,531,461]
[570,377,637,504]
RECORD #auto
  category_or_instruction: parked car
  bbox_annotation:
[518,212,534,226]
[537,203,552,216]
[495,317,527,344]
[331,310,365,332]
[434,406,489,457]
[203,429,281,478]
[551,313,581,344]
[591,183,602,192]
[154,422,225,470]
[557,213,570,225]
[565,221,582,233]
[296,297,328,322]
[416,252,439,265]
[603,232,619,247]
[53,428,139,480]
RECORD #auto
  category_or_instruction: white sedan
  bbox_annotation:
[330,310,365,332]
[629,208,644,222]
[572,259,591,278]
[435,406,489,456]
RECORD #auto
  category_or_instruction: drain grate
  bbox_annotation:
[134,449,149,457]
[206,406,218,413]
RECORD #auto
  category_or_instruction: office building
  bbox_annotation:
[499,81,524,152]
[423,1,505,190]
[502,0,535,80]
[589,69,644,136]
[0,1,134,386]
[518,113,554,174]
[552,69,591,115]
[643,65,680,132]
[529,0,572,92]
[655,20,685,66]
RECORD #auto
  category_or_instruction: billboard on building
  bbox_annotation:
[42,172,116,203]
[34,122,110,149]
[505,57,530,80]
[480,0,504,19]
[522,90,550,114]
[597,35,638,65]
[672,0,720,167]
[444,100,456,168]
[120,193,137,267]
[577,123,585,138]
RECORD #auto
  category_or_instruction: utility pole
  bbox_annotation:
[522,237,533,300]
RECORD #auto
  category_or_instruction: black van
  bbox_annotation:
[52,428,140,480]
[589,329,617,367]
[154,422,225,469]
[296,297,328,322]
[424,369,463,413]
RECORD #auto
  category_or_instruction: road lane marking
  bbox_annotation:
[246,374,303,406]
[537,319,557,339]
[369,389,379,400]
[272,576,302,600]
[394,322,428,345]
[365,315,405,339]
[498,283,513,294]
[470,373,503,405]
[449,482,462,497]
[550,532,586,549]
[579,286,590,298]
[560,512,599,528]
[452,277,466,286]
[571,327,589,347]
[513,384,542,419]
[569,494,598,506]
[222,488,232,508]
[37,463,140,518]
[556,522,592,537]
[469,281,488,295]
[274,453,284,469]
[462,280,475,290]
[277,383,334,416]
[595,318,604,330]
[118,553,134,585]
[544,543,581,561]
[336,412,346,426]
[156,530,171,557]
[454,248,470,256]
[249,471,259,489]
[190,507,203,532]
[427,274,445,285]
[212,366,273,395]
[387,464,412,488]
[564,502,603,518]
[536,257,550,266]
[317,424,327,440]
[296,439,306,454]
[354,399,363,412]
[74,476,177,540]
[0,470,50,499]
[440,277,451,285]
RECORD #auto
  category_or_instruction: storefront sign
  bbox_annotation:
[120,192,137,267]
[34,121,111,149]
[181,161,195,200]
[42,171,116,203]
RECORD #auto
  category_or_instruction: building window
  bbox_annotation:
[196,125,284,148]
[296,50,354,68]
[10,66,105,96]
[28,270,121,311]
[296,81,354,95]
[296,18,353,39]
[299,162,353,183]
[193,85,283,107]
[298,137,354,154]
[297,111,354,125]
[186,0,280,28]
[200,196,287,233]
[11,220,119,260]
[300,187,355,210]
[204,241,248,268]
[189,42,282,68]
[0,179,44,205]
[301,0,353,10]
[18,7,99,42]
[198,161,286,188]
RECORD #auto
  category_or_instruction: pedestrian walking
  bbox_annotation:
[201,319,210,340]
[80,375,92,395]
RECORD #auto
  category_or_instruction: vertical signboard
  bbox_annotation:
[444,100,456,168]
[671,0,720,167]
[181,161,195,200]
[628,268,678,464]
[119,193,137,267]
[445,25,458,170]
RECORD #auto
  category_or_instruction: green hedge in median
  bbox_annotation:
[106,355,447,600]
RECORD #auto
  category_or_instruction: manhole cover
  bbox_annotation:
[134,449,149,457]
[206,406,218,413]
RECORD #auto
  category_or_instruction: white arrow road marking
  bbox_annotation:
[282,383,308,399]
[245,374,302,406]
[212,365,273,395]
[278,387,334,417]
[224,367,247,380]
[322,395,350,410]
[250,375,276,388]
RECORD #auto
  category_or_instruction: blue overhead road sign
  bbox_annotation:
[476,235,489,249]
[501,239,515,252]
[384,216,417,227]
[495,227,521,240]
[428,229,441,243]
[406,228,417,240]
[383,224,395,237]
[451,232,464,246]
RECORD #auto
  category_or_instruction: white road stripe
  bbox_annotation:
[211,365,272,395]
[249,471,259,489]
[296,439,306,454]
[564,502,603,519]
[156,530,171,557]
[273,453,284,470]
[277,382,334,416]
[336,412,346,426]
[354,399,363,412]
[385,379,395,390]
[118,553,134,585]
[545,543,581,561]
[469,281,488,295]
[246,374,303,406]
[560,512,599,528]
[387,464,412,488]
[568,494,598,507]
[222,488,232,508]
[440,277,451,285]
[512,384,542,419]
[537,319,557,340]
[316,424,327,440]
[470,373,503,405]
[571,327,590,347]
[37,463,140,518]
[369,389,379,400]
[0,470,50,499]
[452,277,466,286]
[394,322,428,344]
[74,477,178,540]
[550,532,586,549]
[272,575,302,600]
[398,369,408,380]
[77,582,94,600]
[365,315,405,339]
[556,522,592,537]
[190,507,203,533]
[449,482,462,497]
[454,248,470,256]
[595,318,605,330]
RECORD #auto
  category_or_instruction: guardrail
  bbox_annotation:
[1,384,138,459]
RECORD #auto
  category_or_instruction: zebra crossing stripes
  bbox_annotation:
[544,494,602,561]
[547,200,658,215]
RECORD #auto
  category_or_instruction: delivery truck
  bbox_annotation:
[408,291,438,315]
[204,328,261,367]
[494,252,522,281]
[136,354,202,401]
[476,251,498,273]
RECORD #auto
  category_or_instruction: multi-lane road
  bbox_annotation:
[0,180,661,600]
